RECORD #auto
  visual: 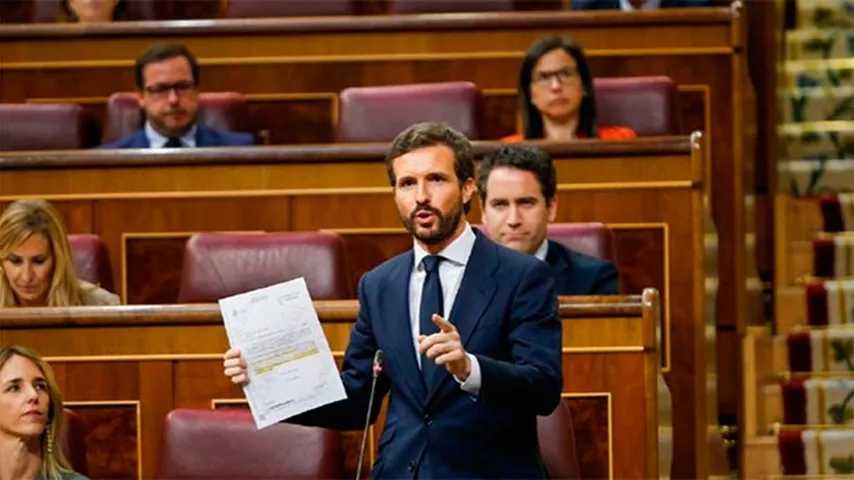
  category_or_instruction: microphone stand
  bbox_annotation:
[355,350,384,480]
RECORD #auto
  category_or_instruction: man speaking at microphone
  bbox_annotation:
[223,122,562,479]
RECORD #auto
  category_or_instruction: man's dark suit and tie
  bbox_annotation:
[101,43,253,149]
[223,123,562,478]
[478,145,619,295]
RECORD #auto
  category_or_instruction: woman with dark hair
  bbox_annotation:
[505,35,636,142]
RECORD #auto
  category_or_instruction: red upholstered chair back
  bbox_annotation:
[222,0,354,17]
[537,400,581,479]
[101,92,251,144]
[391,0,514,13]
[593,76,677,136]
[156,409,344,479]
[0,103,96,150]
[68,234,115,292]
[546,222,616,261]
[336,81,482,142]
[177,232,352,302]
[62,408,89,476]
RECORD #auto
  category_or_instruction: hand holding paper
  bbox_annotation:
[219,277,346,429]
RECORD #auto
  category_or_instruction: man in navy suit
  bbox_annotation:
[224,123,562,478]
[101,44,253,149]
[478,145,618,294]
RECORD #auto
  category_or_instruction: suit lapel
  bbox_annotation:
[425,232,499,407]
[382,251,429,403]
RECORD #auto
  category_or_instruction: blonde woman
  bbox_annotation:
[0,345,89,480]
[0,200,119,307]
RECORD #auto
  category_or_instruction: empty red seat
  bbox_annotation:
[177,232,352,302]
[68,234,115,292]
[222,0,353,17]
[101,92,251,145]
[0,103,97,150]
[593,76,677,136]
[156,409,344,479]
[546,222,616,261]
[336,81,482,142]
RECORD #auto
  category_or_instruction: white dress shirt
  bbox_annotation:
[409,223,481,395]
[144,122,197,148]
[533,238,549,262]
[619,0,661,10]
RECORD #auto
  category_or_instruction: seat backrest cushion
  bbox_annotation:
[337,81,481,142]
[177,232,352,302]
[157,409,343,479]
[68,234,115,292]
[546,222,615,261]
[593,76,676,136]
[0,103,95,150]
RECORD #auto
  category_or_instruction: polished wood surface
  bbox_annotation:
[0,136,706,476]
[0,291,662,479]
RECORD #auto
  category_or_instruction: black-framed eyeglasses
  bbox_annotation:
[531,67,580,87]
[143,81,196,97]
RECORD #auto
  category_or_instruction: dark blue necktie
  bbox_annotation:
[164,137,183,148]
[419,255,444,384]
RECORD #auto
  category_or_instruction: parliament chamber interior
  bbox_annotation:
[0,0,852,478]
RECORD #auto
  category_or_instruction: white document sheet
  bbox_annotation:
[219,277,347,429]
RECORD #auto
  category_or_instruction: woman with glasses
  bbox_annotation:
[505,36,636,142]
[0,200,119,307]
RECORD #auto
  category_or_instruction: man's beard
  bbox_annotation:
[401,200,464,246]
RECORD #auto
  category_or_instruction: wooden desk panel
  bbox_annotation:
[0,293,662,479]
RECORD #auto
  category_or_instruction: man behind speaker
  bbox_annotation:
[223,122,562,478]
[478,145,618,294]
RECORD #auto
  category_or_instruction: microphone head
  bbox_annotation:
[372,349,384,377]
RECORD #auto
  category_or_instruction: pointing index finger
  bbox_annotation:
[432,314,455,333]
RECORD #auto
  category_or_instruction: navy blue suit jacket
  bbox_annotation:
[572,0,711,8]
[295,231,562,479]
[100,124,254,148]
[546,240,619,295]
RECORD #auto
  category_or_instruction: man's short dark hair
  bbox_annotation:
[135,43,200,90]
[477,145,557,204]
[385,122,475,213]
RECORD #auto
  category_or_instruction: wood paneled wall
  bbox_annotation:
[0,292,662,479]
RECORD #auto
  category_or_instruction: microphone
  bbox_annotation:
[356,350,384,480]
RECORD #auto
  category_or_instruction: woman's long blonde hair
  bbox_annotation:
[0,200,83,307]
[0,345,73,480]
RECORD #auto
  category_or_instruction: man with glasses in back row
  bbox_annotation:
[102,43,254,149]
